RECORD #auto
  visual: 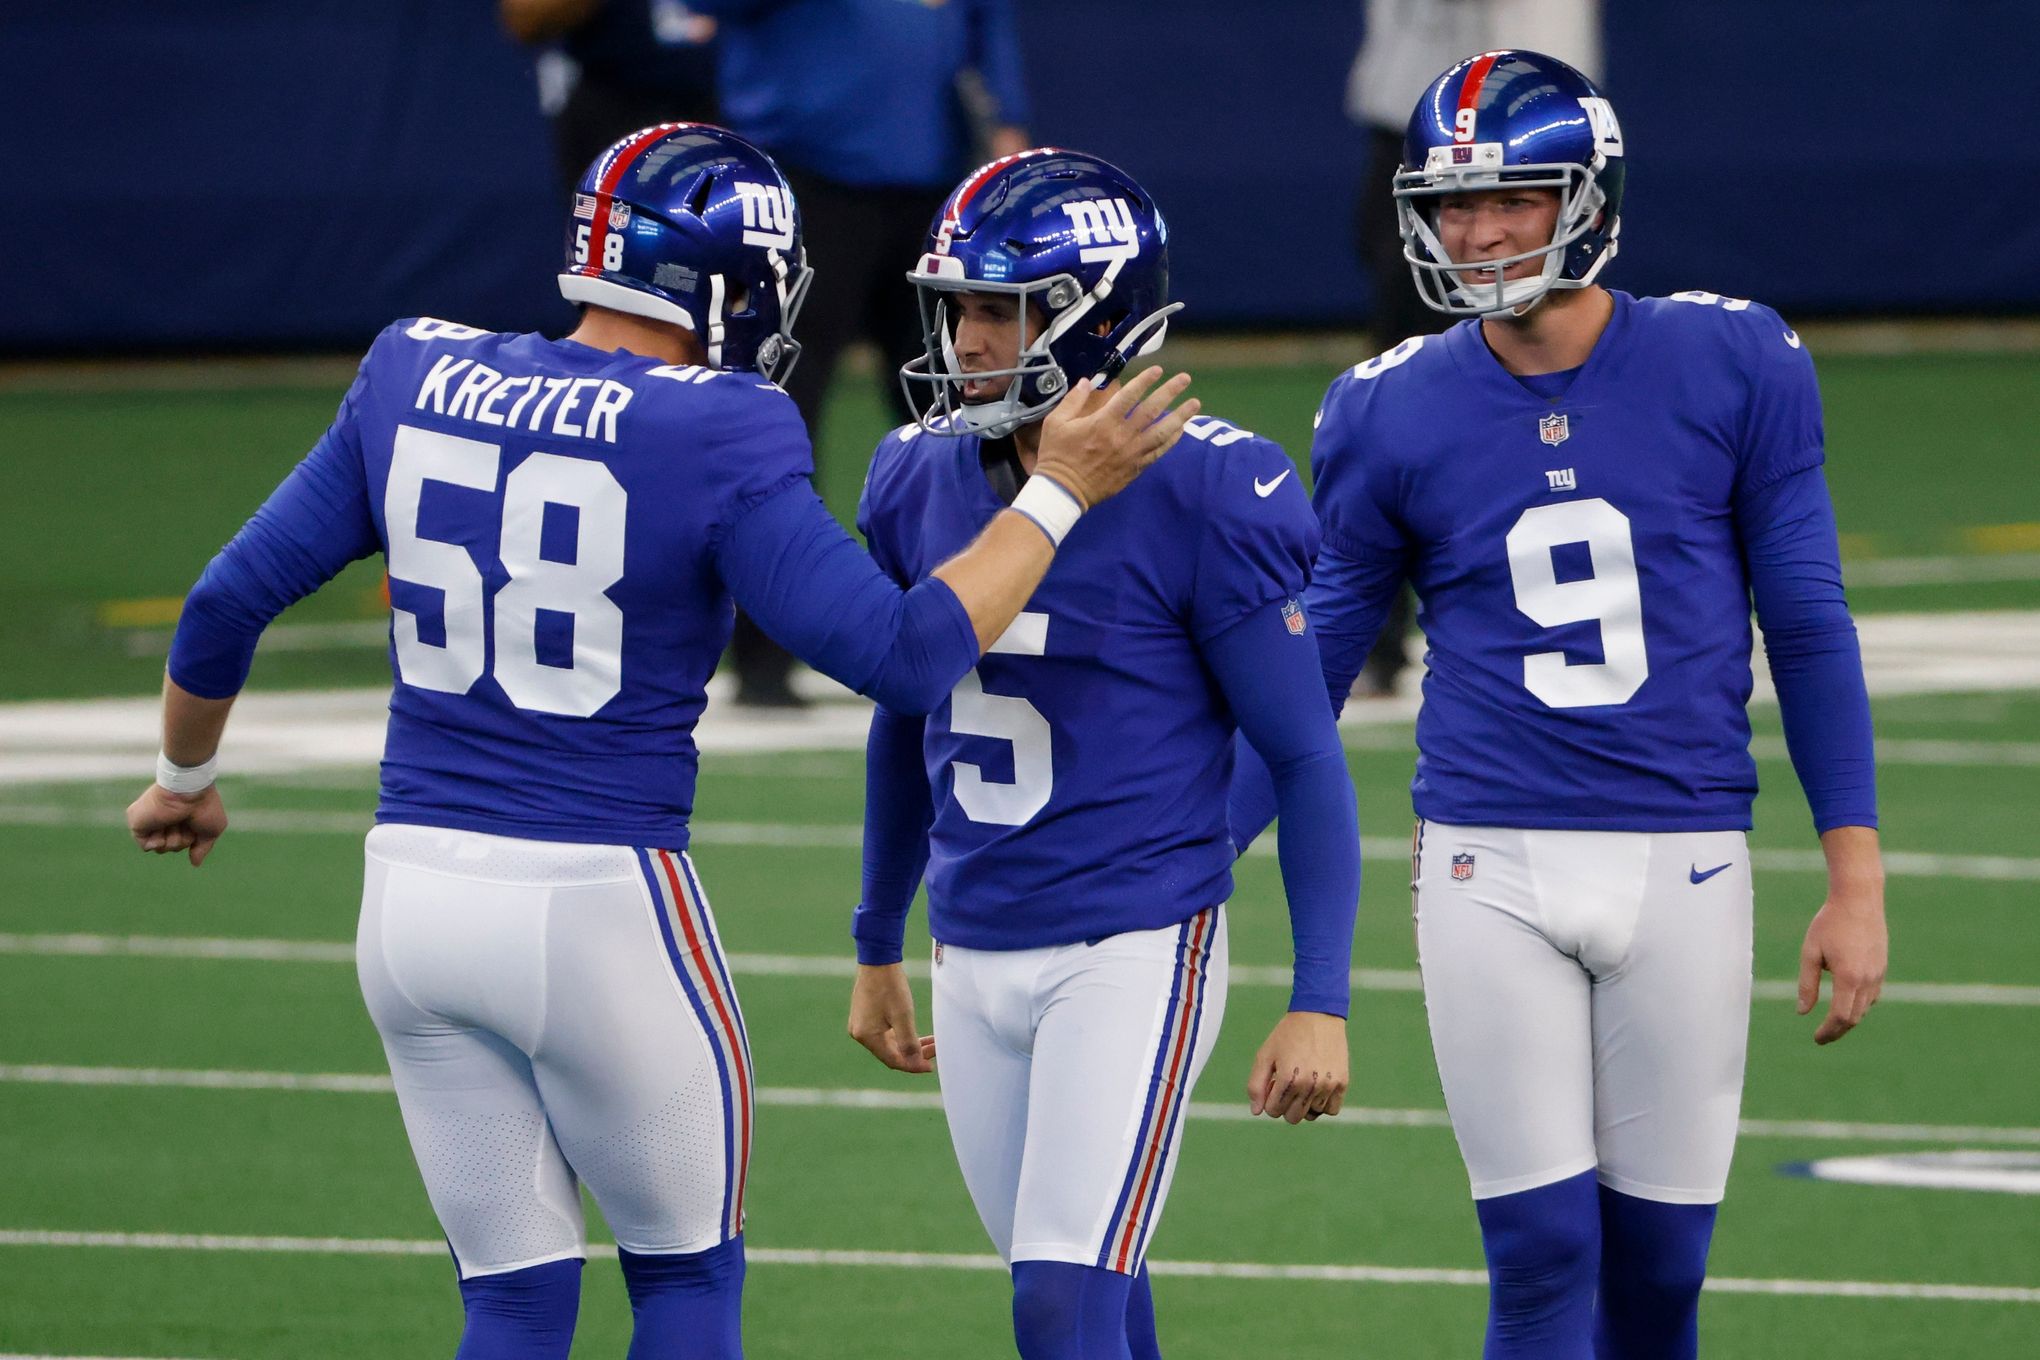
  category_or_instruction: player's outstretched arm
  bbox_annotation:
[1797,825,1887,1044]
[126,675,234,867]
[930,367,1197,650]
[721,368,1196,713]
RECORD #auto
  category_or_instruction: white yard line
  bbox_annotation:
[4,933,2036,1007]
[0,1228,2030,1304]
[8,800,2040,884]
[6,609,2038,786]
[5,1066,2038,1148]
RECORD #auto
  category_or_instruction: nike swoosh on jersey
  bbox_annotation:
[1253,469,1292,497]
[1689,862,1733,884]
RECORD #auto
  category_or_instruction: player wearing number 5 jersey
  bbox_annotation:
[1230,53,1887,1360]
[123,125,1197,1360]
[848,150,1361,1360]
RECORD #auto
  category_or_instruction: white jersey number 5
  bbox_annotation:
[949,611,1053,826]
[387,424,626,717]
[1504,498,1649,708]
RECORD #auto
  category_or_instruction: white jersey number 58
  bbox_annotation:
[1504,497,1649,708]
[386,424,626,717]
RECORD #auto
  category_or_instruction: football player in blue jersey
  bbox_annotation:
[122,125,1200,1360]
[847,149,1363,1360]
[1231,52,1888,1360]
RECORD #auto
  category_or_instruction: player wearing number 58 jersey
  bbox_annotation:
[1230,53,1888,1360]
[849,150,1361,1360]
[123,125,1196,1360]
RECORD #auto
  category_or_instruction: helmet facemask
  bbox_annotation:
[1395,156,1615,318]
[898,264,1179,440]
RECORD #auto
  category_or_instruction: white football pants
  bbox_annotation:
[932,906,1228,1275]
[356,824,754,1278]
[1413,822,1754,1204]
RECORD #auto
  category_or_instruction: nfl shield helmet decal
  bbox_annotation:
[608,200,633,231]
[1450,853,1476,882]
[1539,412,1570,446]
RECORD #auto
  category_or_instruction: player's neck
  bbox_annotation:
[1013,421,1043,477]
[566,307,705,367]
[1479,285,1613,377]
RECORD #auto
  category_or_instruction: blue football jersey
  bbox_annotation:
[857,416,1317,950]
[241,317,815,847]
[1311,291,1826,830]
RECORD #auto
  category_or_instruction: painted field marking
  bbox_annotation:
[0,1228,2032,1304]
[8,607,2039,786]
[5,1066,2038,1148]
[1786,1151,2040,1196]
[4,933,2037,1008]
[9,799,2040,885]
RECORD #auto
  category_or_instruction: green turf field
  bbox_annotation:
[1,346,2037,1356]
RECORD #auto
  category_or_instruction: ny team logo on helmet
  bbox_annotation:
[1395,50,1626,317]
[557,124,813,382]
[900,148,1181,439]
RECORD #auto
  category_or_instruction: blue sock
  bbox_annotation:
[1124,1265,1160,1360]
[619,1235,746,1360]
[454,1257,582,1359]
[1012,1260,1135,1360]
[1474,1169,1601,1360]
[1593,1189,1717,1360]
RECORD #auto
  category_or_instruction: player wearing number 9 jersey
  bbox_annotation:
[1229,53,1887,1360]
[847,150,1361,1360]
[123,125,1198,1360]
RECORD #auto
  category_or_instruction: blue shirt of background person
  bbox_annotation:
[690,0,1031,187]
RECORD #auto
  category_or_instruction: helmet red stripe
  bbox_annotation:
[1456,51,1502,124]
[949,145,1059,224]
[582,123,682,277]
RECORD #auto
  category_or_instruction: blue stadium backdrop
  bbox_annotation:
[3,0,2036,350]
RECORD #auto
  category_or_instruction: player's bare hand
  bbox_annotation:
[1246,1011,1348,1125]
[1031,365,1198,510]
[849,963,936,1074]
[1798,832,1887,1044]
[126,783,228,867]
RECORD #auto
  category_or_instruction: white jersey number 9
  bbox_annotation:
[387,425,626,717]
[949,611,1053,826]
[1504,498,1649,708]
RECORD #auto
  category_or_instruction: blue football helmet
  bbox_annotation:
[1395,50,1626,317]
[899,148,1180,439]
[557,123,812,382]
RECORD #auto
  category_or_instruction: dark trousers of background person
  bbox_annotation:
[728,165,946,705]
[1353,124,1451,696]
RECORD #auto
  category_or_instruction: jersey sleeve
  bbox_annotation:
[855,427,918,588]
[1188,435,1319,642]
[1732,305,1826,494]
[700,379,817,546]
[166,343,384,698]
[1304,373,1412,707]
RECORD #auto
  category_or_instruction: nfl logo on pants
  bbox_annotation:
[1450,853,1476,882]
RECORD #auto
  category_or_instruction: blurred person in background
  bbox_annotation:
[502,0,722,195]
[689,0,1032,707]
[1345,0,1601,697]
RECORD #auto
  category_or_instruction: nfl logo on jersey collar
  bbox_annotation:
[1539,412,1570,445]
[1451,853,1476,881]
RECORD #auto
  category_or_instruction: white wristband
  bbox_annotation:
[1011,474,1085,548]
[156,751,218,795]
